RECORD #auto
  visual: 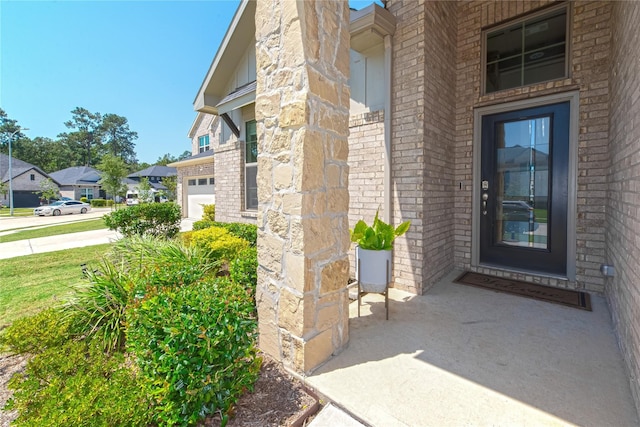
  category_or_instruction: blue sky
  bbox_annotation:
[1,0,378,164]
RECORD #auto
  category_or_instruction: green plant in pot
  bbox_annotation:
[350,211,410,293]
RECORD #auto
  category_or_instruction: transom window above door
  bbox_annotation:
[484,4,568,94]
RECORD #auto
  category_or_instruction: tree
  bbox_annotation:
[161,175,177,201]
[0,181,7,201]
[100,114,138,165]
[0,109,26,153]
[97,154,129,208]
[64,107,103,166]
[154,151,190,166]
[35,178,60,204]
[136,177,153,203]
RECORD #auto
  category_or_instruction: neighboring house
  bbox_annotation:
[192,0,640,410]
[49,166,102,201]
[168,113,216,219]
[126,165,177,199]
[0,153,59,207]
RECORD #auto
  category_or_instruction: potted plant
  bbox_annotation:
[350,211,410,293]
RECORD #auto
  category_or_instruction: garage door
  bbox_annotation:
[187,194,215,219]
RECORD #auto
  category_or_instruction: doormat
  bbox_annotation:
[454,271,592,311]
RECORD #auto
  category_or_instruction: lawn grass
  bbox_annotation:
[0,218,107,243]
[0,244,111,329]
[0,207,34,217]
[534,208,548,223]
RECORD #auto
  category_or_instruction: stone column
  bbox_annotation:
[255,0,351,373]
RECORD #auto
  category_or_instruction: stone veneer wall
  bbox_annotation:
[386,0,458,293]
[347,110,385,274]
[454,1,612,292]
[606,0,640,412]
[255,0,351,373]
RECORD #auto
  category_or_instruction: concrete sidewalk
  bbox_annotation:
[0,218,195,259]
[306,270,640,427]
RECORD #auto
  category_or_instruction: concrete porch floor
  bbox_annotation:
[306,270,640,427]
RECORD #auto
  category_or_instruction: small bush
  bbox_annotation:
[5,339,154,427]
[126,277,261,426]
[192,219,216,231]
[90,198,108,207]
[0,308,70,354]
[202,204,215,221]
[191,221,257,246]
[80,196,89,203]
[220,223,257,246]
[189,226,249,263]
[103,202,181,238]
[229,247,258,295]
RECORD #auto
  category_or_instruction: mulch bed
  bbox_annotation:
[0,352,318,427]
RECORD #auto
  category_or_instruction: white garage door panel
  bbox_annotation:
[187,195,215,219]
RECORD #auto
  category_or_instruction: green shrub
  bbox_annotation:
[0,308,70,354]
[191,221,257,246]
[103,202,181,238]
[80,196,89,203]
[202,204,215,221]
[219,223,257,246]
[5,338,154,427]
[90,198,108,207]
[190,226,249,263]
[126,277,261,426]
[192,219,216,231]
[62,237,218,353]
[229,247,258,295]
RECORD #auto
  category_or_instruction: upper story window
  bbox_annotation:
[198,135,210,153]
[245,120,258,211]
[30,174,35,181]
[484,4,568,94]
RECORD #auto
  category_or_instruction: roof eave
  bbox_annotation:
[193,0,256,113]
[350,3,396,53]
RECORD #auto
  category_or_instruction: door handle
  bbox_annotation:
[482,193,488,215]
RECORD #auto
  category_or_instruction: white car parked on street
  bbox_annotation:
[34,200,92,216]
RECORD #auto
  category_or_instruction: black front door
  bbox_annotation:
[480,102,569,276]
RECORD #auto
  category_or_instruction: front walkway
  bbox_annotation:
[307,270,639,427]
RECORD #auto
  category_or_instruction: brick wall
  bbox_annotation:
[606,0,640,411]
[214,142,247,223]
[347,110,386,274]
[387,0,457,293]
[210,106,256,225]
[454,1,612,292]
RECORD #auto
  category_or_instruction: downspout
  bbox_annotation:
[383,34,392,223]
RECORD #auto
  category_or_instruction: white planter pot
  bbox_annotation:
[356,246,392,293]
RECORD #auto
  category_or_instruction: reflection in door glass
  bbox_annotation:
[495,117,549,248]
